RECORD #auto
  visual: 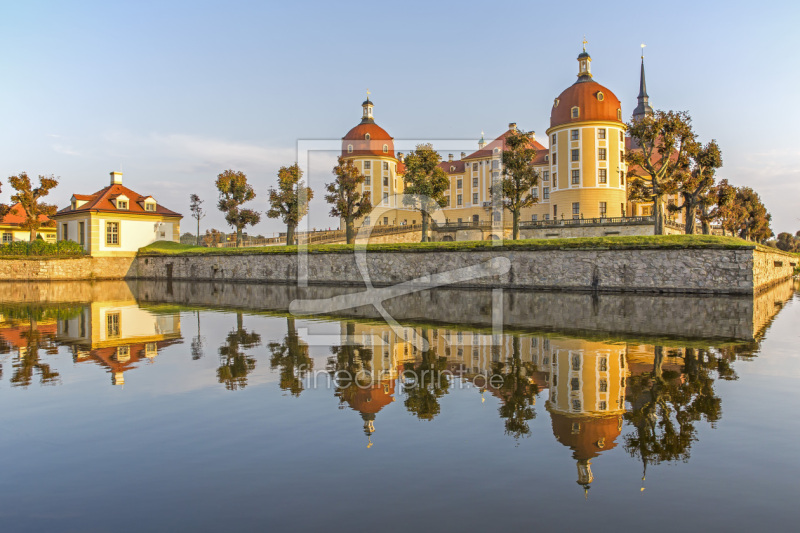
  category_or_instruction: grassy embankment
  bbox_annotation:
[139,234,764,256]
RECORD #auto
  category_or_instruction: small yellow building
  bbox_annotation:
[0,203,57,244]
[52,171,182,256]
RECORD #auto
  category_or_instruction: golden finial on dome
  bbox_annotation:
[582,36,588,52]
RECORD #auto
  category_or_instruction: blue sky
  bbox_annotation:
[2,0,798,235]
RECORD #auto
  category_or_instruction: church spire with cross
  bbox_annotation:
[633,44,653,119]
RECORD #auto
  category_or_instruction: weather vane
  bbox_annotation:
[366,89,370,98]
[641,43,646,59]
[582,35,588,52]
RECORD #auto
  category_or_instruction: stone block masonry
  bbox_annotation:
[0,256,136,281]
[1,246,794,295]
[133,246,796,295]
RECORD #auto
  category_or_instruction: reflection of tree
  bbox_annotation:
[403,329,450,421]
[268,318,312,396]
[328,322,372,384]
[190,311,204,360]
[491,336,538,439]
[217,312,260,391]
[624,345,727,473]
[10,317,60,388]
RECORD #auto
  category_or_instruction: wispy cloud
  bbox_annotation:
[52,144,81,156]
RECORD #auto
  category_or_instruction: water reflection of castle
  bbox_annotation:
[55,300,181,385]
[331,321,709,494]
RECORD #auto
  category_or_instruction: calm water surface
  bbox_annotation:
[0,280,798,532]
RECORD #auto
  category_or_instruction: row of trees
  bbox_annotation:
[627,110,773,241]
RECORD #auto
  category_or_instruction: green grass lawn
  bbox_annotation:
[138,234,765,256]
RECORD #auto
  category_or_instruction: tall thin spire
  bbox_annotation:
[633,45,653,119]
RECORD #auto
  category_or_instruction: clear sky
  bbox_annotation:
[2,0,798,235]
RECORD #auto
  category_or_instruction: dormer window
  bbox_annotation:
[553,98,559,108]
[365,133,371,140]
[571,106,580,119]
[71,200,77,210]
[348,144,353,153]
[383,144,388,153]
[116,200,128,210]
[617,109,622,120]
[596,91,604,101]
[145,202,156,212]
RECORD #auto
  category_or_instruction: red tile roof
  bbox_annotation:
[54,184,181,217]
[438,160,466,174]
[342,122,395,157]
[463,129,548,162]
[0,203,53,227]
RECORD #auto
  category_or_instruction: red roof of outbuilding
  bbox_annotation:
[0,203,53,226]
[54,183,181,218]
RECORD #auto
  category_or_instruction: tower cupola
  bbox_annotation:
[361,94,375,124]
[577,39,592,82]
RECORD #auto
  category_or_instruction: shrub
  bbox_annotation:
[0,239,85,257]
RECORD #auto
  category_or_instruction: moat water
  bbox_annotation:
[0,279,798,532]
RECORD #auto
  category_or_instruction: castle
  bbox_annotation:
[339,46,684,240]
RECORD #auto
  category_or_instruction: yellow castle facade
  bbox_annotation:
[340,47,684,236]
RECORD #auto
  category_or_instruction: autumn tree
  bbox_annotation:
[325,157,371,244]
[189,194,205,246]
[202,228,223,247]
[704,179,738,235]
[267,164,314,245]
[670,140,722,234]
[217,312,261,391]
[626,111,696,235]
[734,187,772,242]
[268,318,313,397]
[215,170,261,247]
[401,144,450,242]
[402,329,450,420]
[491,336,538,438]
[5,172,58,240]
[776,232,800,252]
[490,129,539,240]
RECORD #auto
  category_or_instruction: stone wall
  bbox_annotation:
[752,248,797,291]
[0,257,135,281]
[132,246,794,295]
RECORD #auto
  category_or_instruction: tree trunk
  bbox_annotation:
[421,211,429,243]
[286,223,296,246]
[701,220,710,235]
[236,227,243,247]
[653,346,664,379]
[654,198,665,235]
[684,203,697,235]
[345,218,355,244]
[512,209,520,240]
[30,228,37,241]
[196,217,201,246]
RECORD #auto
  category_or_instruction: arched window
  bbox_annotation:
[571,106,580,119]
[617,109,622,120]
[347,144,353,153]
[596,91,604,101]
[365,133,371,140]
[383,144,388,153]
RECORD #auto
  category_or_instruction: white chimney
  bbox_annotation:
[448,153,453,161]
[397,152,404,163]
[509,122,517,132]
[461,152,466,159]
[110,171,123,185]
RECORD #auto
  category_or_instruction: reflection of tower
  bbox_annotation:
[338,380,396,448]
[546,339,627,496]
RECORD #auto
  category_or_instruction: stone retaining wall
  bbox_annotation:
[0,256,135,281]
[133,246,795,294]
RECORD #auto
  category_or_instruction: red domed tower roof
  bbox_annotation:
[550,49,623,128]
[342,98,395,157]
